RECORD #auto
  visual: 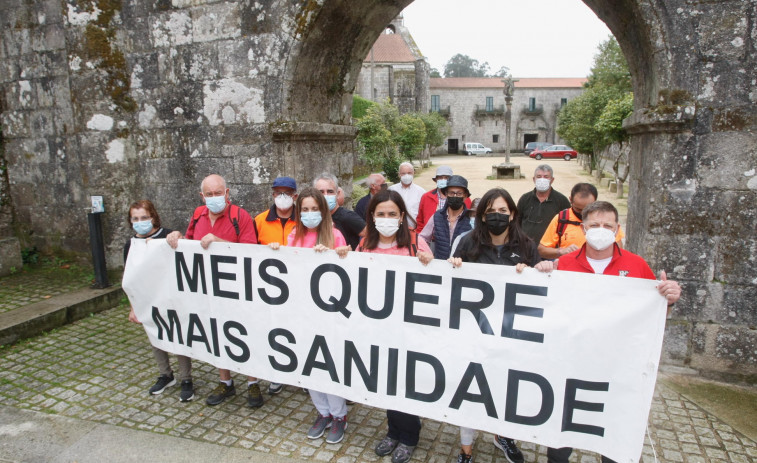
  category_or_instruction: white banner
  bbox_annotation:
[122,239,667,463]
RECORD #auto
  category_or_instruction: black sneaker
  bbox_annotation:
[179,380,194,402]
[206,381,235,405]
[493,435,524,463]
[267,382,283,395]
[457,452,473,463]
[148,374,176,395]
[247,382,264,408]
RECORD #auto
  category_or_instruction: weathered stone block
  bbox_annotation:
[157,43,219,84]
[191,3,241,43]
[31,24,66,52]
[129,52,160,89]
[1,110,31,138]
[30,109,56,137]
[690,324,757,379]
[662,320,692,365]
[149,10,193,48]
[0,59,19,83]
[0,238,23,277]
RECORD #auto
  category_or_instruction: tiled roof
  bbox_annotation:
[430,77,587,88]
[363,34,416,63]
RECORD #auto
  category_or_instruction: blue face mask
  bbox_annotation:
[133,220,153,236]
[301,211,323,229]
[325,195,337,211]
[437,179,448,189]
[205,195,227,214]
[469,217,476,229]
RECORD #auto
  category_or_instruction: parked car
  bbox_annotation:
[462,142,492,156]
[530,144,578,161]
[524,142,552,156]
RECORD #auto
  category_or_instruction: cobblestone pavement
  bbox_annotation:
[1,304,755,463]
[0,262,94,314]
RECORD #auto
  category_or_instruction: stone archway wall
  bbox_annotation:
[0,0,754,380]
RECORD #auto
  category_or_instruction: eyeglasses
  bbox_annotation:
[446,191,466,197]
[130,216,151,223]
[273,192,292,198]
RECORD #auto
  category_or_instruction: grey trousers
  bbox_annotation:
[153,346,192,381]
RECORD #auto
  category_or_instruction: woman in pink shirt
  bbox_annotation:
[268,187,351,444]
[356,190,432,463]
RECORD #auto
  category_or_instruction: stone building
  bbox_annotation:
[355,15,429,114]
[429,77,586,154]
[0,0,755,381]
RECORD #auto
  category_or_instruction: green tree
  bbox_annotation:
[352,95,376,119]
[418,111,450,160]
[356,103,397,171]
[443,54,491,78]
[492,66,510,77]
[557,36,632,166]
[596,92,634,145]
[395,114,426,161]
[430,67,441,78]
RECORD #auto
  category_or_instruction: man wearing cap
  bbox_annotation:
[253,176,297,396]
[419,175,472,260]
[415,166,471,233]
[517,165,571,242]
[388,162,426,229]
[355,173,386,220]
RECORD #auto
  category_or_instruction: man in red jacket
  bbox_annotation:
[535,200,680,463]
[166,174,264,409]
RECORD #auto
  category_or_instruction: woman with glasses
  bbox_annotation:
[124,200,195,402]
[448,187,542,463]
[418,175,472,260]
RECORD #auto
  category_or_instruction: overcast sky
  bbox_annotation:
[401,0,613,78]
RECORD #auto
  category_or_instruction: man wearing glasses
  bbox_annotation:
[166,174,264,409]
[419,175,472,259]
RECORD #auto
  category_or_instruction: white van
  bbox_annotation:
[462,142,492,156]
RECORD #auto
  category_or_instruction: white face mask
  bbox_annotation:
[400,174,413,185]
[534,178,551,192]
[274,194,294,210]
[374,217,400,237]
[584,227,616,251]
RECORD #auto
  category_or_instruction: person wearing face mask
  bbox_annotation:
[124,200,194,402]
[166,174,262,409]
[388,162,426,229]
[419,175,472,260]
[448,188,541,463]
[252,176,298,395]
[537,183,625,260]
[267,187,353,445]
[355,173,386,220]
[313,172,366,250]
[449,197,481,257]
[517,165,571,242]
[345,190,432,463]
[415,166,472,233]
[533,201,681,463]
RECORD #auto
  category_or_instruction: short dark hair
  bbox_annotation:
[582,201,619,222]
[570,182,598,200]
[127,200,161,229]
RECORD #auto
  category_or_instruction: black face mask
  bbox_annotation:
[485,212,510,235]
[447,196,465,210]
[572,208,583,220]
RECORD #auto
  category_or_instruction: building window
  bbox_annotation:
[486,96,494,112]
[529,97,536,111]
[561,98,568,107]
[431,95,440,112]
[493,134,499,143]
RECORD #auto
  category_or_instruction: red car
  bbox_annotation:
[529,144,578,161]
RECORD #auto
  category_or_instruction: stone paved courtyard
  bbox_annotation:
[1,302,755,463]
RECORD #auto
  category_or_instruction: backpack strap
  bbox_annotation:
[409,231,417,257]
[356,236,365,252]
[230,204,240,237]
[556,209,582,248]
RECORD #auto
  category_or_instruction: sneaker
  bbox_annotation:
[307,414,332,439]
[493,435,524,463]
[206,381,235,406]
[325,416,347,444]
[179,380,194,402]
[457,452,473,463]
[268,382,283,395]
[374,435,399,456]
[247,382,264,408]
[391,443,415,463]
[148,374,176,395]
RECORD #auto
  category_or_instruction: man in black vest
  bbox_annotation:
[418,175,472,259]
